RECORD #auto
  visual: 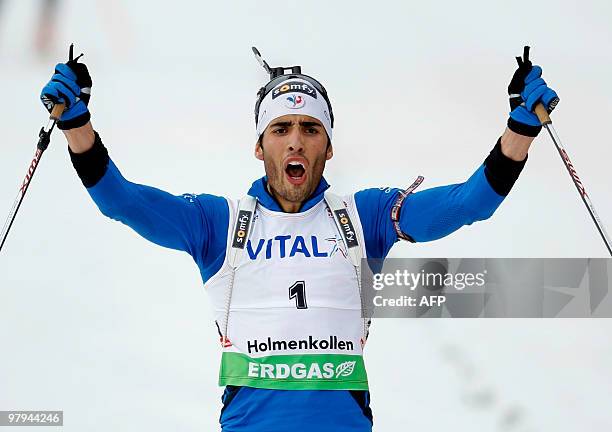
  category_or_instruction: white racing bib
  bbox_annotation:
[204,193,370,390]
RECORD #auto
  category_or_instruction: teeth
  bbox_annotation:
[288,161,304,168]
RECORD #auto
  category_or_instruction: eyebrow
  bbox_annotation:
[269,121,323,128]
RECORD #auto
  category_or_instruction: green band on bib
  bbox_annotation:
[219,352,369,390]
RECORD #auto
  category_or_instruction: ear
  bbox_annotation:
[326,143,333,161]
[254,140,264,161]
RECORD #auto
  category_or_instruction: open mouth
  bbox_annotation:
[284,159,308,185]
[285,161,305,178]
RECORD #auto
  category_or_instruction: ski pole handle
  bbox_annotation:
[534,103,552,125]
[50,103,65,121]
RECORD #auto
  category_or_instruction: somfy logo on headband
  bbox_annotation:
[272,81,318,100]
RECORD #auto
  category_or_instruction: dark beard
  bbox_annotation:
[264,153,327,206]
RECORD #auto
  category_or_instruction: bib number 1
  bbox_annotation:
[288,281,307,309]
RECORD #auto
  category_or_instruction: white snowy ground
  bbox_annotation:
[1,0,612,431]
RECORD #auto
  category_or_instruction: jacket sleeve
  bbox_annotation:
[354,137,526,257]
[69,131,229,272]
[398,164,504,243]
[355,164,506,258]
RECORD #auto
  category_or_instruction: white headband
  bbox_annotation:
[255,78,333,141]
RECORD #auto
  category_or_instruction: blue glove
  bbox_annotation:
[40,44,92,130]
[507,46,559,137]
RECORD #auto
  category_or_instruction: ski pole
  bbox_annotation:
[534,103,612,256]
[0,103,65,253]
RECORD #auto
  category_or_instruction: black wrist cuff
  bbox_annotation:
[484,137,527,196]
[58,112,91,131]
[507,117,541,137]
[68,130,109,188]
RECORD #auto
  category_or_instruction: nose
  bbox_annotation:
[286,128,304,153]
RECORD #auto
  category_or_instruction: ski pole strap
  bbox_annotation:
[391,176,425,242]
[324,192,363,268]
[228,196,258,268]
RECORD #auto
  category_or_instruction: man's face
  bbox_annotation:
[255,114,333,209]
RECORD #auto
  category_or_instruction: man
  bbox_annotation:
[40,46,558,431]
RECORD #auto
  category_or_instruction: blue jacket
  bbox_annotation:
[86,158,504,432]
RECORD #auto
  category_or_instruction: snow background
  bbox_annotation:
[1,0,611,430]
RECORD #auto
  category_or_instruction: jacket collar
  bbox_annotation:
[247,176,330,213]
